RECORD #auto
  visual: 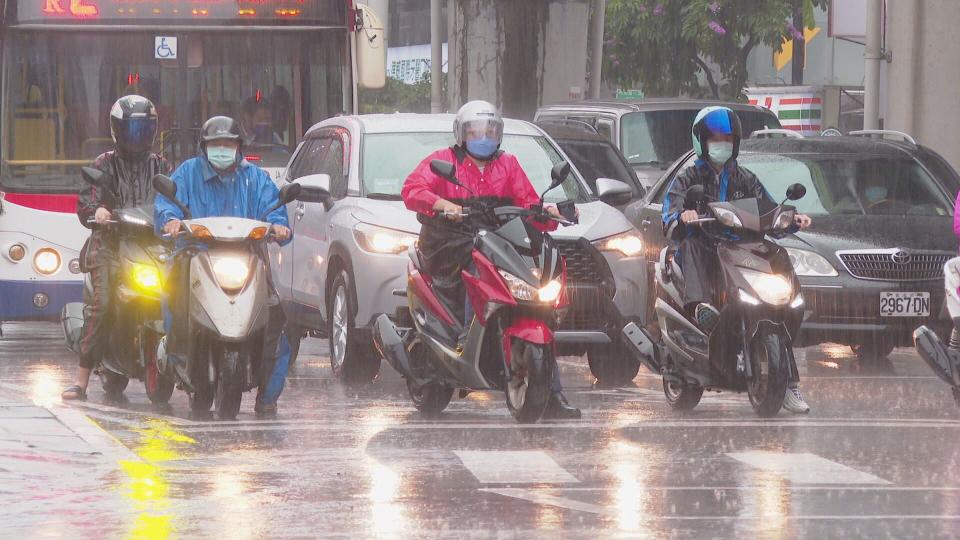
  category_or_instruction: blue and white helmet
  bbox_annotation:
[691,106,742,161]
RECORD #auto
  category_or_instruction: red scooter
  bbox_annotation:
[374,160,575,422]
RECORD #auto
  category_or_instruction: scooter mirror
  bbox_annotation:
[278,183,302,206]
[549,161,571,189]
[786,183,807,201]
[430,160,457,183]
[80,166,106,188]
[684,184,705,210]
[152,174,177,200]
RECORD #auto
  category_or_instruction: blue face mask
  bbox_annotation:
[865,185,888,203]
[207,146,237,170]
[466,137,499,160]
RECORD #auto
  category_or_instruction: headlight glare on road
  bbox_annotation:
[786,248,838,277]
[33,248,61,275]
[741,269,793,306]
[596,231,644,257]
[212,256,250,292]
[354,223,418,254]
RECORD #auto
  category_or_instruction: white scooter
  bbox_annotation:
[151,174,314,419]
[914,257,960,407]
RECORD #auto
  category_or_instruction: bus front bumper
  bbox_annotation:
[0,279,83,322]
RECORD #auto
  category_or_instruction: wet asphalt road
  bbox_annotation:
[2,322,960,539]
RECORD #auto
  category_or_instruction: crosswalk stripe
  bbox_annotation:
[727,451,892,485]
[455,450,580,484]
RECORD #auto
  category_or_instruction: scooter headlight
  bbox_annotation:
[211,256,250,292]
[714,207,743,228]
[498,270,538,302]
[130,262,162,292]
[538,279,563,303]
[740,269,793,306]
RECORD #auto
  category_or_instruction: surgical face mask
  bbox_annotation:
[207,146,237,170]
[466,137,498,160]
[708,141,734,165]
[864,185,888,203]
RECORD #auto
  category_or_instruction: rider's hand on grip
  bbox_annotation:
[94,207,111,224]
[680,210,700,224]
[163,218,183,237]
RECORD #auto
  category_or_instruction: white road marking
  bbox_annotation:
[480,488,604,513]
[47,405,141,463]
[727,451,891,485]
[455,450,580,484]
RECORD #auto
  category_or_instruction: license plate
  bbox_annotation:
[879,292,930,317]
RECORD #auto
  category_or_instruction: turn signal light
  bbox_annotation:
[248,226,268,240]
[8,243,26,262]
[190,224,214,240]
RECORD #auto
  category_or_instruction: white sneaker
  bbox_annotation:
[783,386,810,414]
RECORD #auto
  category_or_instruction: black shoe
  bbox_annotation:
[543,392,581,420]
[695,303,721,333]
[254,402,278,419]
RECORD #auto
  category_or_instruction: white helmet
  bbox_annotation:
[454,100,503,160]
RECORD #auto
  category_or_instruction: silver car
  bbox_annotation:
[272,114,649,385]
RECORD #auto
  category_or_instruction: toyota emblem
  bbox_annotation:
[891,251,911,265]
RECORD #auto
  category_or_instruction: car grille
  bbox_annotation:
[838,251,951,281]
[556,241,602,285]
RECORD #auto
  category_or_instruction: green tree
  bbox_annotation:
[359,71,448,114]
[604,0,827,100]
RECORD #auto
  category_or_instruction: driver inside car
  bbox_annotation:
[401,100,581,420]
[661,106,813,414]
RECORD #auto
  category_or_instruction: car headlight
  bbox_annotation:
[354,223,418,255]
[714,207,743,228]
[130,262,162,292]
[33,248,61,275]
[498,270,539,302]
[211,256,250,292]
[740,269,793,306]
[538,279,563,303]
[596,231,644,257]
[786,248,838,277]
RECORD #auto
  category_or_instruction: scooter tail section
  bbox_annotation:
[914,325,960,387]
[373,314,429,387]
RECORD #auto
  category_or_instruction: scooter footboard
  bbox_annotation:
[914,326,960,386]
[621,322,661,374]
[61,302,85,354]
[373,314,428,386]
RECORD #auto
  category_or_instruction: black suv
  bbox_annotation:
[535,99,781,190]
[626,132,960,362]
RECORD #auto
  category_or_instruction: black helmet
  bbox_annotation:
[200,116,243,150]
[110,95,158,158]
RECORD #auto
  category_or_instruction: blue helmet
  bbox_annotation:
[691,106,742,161]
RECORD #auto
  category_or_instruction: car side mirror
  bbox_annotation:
[684,184,705,210]
[278,183,301,206]
[595,178,634,206]
[296,173,334,209]
[786,183,807,201]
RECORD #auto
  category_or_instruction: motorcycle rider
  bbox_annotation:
[155,116,292,417]
[661,106,813,414]
[402,100,581,420]
[62,95,168,401]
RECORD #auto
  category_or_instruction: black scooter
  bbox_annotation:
[62,167,173,402]
[622,184,807,416]
[914,257,960,407]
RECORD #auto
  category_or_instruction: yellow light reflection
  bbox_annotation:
[31,367,60,408]
[120,419,197,540]
[815,360,840,370]
[367,459,409,538]
[535,492,564,530]
[736,469,790,538]
[212,469,256,540]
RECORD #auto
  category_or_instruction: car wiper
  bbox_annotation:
[366,192,403,201]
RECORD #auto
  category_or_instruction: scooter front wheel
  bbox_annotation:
[663,378,703,410]
[505,342,553,423]
[99,368,129,399]
[214,345,244,420]
[143,330,174,405]
[747,331,790,417]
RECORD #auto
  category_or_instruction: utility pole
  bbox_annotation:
[791,6,805,85]
[864,0,883,130]
[589,0,606,99]
[430,0,444,113]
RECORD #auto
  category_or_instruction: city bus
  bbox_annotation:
[0,0,377,325]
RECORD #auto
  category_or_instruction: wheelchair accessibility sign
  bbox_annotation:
[155,37,177,60]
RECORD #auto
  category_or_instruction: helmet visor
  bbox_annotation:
[460,119,503,145]
[119,117,158,149]
[701,109,734,136]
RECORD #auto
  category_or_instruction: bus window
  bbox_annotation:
[2,33,178,192]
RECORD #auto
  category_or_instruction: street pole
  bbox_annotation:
[589,0,606,99]
[430,0,443,113]
[864,0,882,130]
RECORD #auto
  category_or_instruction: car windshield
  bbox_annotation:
[552,138,641,195]
[739,153,953,217]
[621,110,780,166]
[361,132,591,203]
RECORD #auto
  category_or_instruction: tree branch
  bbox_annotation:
[693,56,720,99]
